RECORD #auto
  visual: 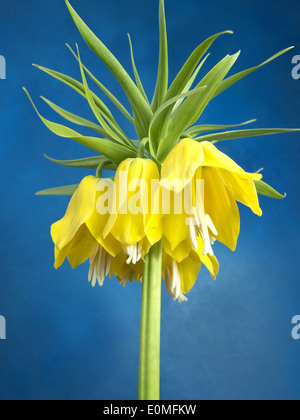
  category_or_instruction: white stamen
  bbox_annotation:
[88,242,111,287]
[124,241,143,265]
[187,195,218,257]
[188,218,199,251]
[165,260,187,303]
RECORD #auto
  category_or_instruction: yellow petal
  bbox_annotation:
[104,158,162,250]
[162,188,193,251]
[54,244,72,270]
[109,251,143,282]
[161,138,204,192]
[67,226,95,269]
[219,169,262,216]
[200,253,219,280]
[163,236,192,263]
[142,160,163,246]
[203,167,240,251]
[178,250,201,294]
[201,141,262,181]
[86,179,122,257]
[54,224,92,269]
[51,176,98,251]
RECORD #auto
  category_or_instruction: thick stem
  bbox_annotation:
[138,240,162,400]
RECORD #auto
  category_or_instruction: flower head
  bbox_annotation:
[161,139,262,259]
[51,176,121,286]
[103,158,163,264]
[163,236,219,302]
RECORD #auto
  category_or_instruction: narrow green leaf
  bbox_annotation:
[76,45,132,147]
[127,34,150,104]
[150,30,233,141]
[33,64,114,122]
[36,184,79,196]
[151,0,169,111]
[65,0,153,138]
[148,86,206,156]
[66,44,134,124]
[44,154,117,170]
[255,180,286,199]
[195,127,300,142]
[158,52,240,160]
[23,88,137,163]
[166,30,233,100]
[40,96,109,137]
[184,119,257,138]
[213,46,294,98]
[172,53,210,114]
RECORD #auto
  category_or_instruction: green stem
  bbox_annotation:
[137,137,149,158]
[138,240,162,400]
[96,158,112,178]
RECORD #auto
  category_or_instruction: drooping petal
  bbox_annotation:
[109,251,143,284]
[202,167,240,251]
[67,225,95,269]
[142,160,163,245]
[199,253,219,280]
[162,204,190,253]
[51,176,98,251]
[177,250,201,294]
[201,141,262,181]
[54,224,93,269]
[104,158,162,254]
[160,138,204,192]
[85,179,122,257]
[219,169,262,216]
[163,236,193,263]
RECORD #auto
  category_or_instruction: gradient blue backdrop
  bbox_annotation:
[0,0,299,400]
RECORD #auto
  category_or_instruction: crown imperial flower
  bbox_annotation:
[27,0,298,401]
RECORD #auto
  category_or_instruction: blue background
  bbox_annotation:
[0,0,299,400]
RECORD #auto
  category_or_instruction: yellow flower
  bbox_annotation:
[103,158,163,264]
[162,237,219,302]
[51,176,122,286]
[161,139,262,258]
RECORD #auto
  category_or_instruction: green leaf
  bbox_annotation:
[40,96,109,137]
[33,64,114,123]
[213,46,294,98]
[148,86,206,157]
[195,127,300,142]
[43,154,117,170]
[23,88,137,163]
[76,45,133,147]
[66,44,134,124]
[254,180,286,199]
[151,0,169,111]
[158,52,240,160]
[127,34,150,105]
[36,184,79,196]
[151,31,233,141]
[184,119,257,137]
[65,0,153,138]
[172,53,210,114]
[166,30,233,100]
